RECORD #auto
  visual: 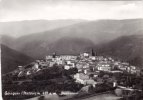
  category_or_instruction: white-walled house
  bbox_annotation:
[74,73,96,86]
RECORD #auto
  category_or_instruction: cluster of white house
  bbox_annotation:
[16,52,140,83]
[44,52,139,74]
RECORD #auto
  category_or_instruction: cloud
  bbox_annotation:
[111,2,143,18]
[0,0,143,22]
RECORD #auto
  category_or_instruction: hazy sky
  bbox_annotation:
[0,0,143,22]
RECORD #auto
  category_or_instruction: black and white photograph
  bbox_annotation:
[0,0,143,100]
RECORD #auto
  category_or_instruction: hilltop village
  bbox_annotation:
[16,50,140,78]
[3,50,143,100]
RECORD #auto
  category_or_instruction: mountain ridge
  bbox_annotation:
[1,44,34,74]
[2,19,143,50]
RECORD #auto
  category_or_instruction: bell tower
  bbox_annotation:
[91,49,95,56]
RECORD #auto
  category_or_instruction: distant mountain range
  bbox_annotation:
[1,19,143,73]
[2,19,143,56]
[1,44,34,74]
[0,19,84,37]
